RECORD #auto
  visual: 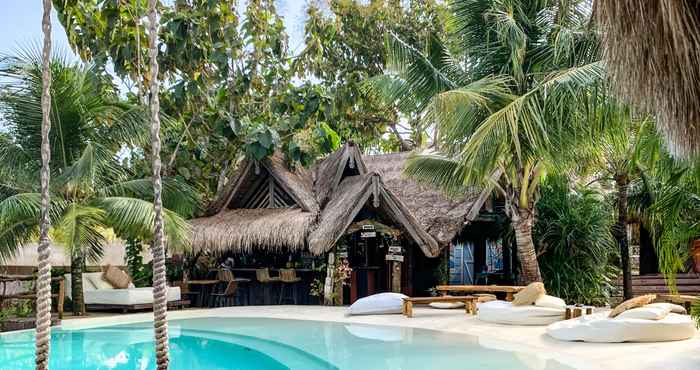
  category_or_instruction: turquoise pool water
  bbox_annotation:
[0,317,576,369]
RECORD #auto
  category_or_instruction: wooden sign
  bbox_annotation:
[386,254,404,262]
[360,231,377,238]
[362,224,375,230]
[388,246,403,254]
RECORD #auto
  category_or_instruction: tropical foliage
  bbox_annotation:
[0,50,197,314]
[371,0,603,282]
[534,176,617,305]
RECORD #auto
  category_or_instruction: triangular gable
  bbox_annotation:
[308,173,440,257]
[313,141,368,207]
[211,152,319,214]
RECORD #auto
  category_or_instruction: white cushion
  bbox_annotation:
[429,301,465,309]
[84,287,181,305]
[646,302,687,314]
[64,273,97,300]
[534,295,566,310]
[348,292,408,315]
[478,300,565,325]
[86,273,114,290]
[547,312,697,342]
[616,306,670,320]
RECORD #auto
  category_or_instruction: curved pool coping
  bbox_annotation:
[5,305,699,370]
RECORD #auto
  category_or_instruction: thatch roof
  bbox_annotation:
[190,208,314,253]
[594,1,700,158]
[312,141,367,207]
[363,152,483,246]
[308,173,440,256]
[208,152,319,215]
[190,143,490,256]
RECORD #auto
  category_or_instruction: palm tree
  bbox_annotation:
[574,95,660,300]
[146,0,170,368]
[370,0,602,282]
[35,1,53,368]
[0,52,198,315]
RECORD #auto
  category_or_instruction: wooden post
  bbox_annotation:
[505,291,514,301]
[392,261,401,293]
[323,252,335,306]
[57,278,64,320]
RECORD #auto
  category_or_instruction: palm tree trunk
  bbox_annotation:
[615,174,633,300]
[70,253,85,315]
[513,208,542,283]
[35,1,53,369]
[147,1,170,369]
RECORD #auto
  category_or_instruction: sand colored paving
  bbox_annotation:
[58,305,700,370]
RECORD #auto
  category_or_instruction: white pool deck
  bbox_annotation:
[58,305,699,370]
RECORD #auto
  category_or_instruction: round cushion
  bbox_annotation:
[477,300,565,326]
[547,312,697,343]
[347,292,408,315]
[429,301,465,309]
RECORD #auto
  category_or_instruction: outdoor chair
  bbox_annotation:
[278,269,302,304]
[255,268,281,305]
[210,281,238,307]
[215,269,250,305]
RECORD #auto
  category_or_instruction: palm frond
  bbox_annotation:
[52,203,107,263]
[99,177,201,218]
[99,197,190,251]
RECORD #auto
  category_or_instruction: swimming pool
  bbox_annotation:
[0,317,576,369]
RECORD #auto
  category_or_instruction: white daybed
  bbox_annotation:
[65,272,183,311]
[546,310,697,343]
[477,300,566,326]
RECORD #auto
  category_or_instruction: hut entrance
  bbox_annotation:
[342,220,408,303]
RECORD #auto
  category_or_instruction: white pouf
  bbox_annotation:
[477,300,565,325]
[546,311,697,342]
[347,292,408,315]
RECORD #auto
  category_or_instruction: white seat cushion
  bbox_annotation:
[84,287,181,305]
[547,312,697,342]
[348,292,408,315]
[646,302,687,314]
[86,272,114,290]
[478,300,565,325]
[429,301,465,309]
[616,306,670,320]
[534,295,566,310]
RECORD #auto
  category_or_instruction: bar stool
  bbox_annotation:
[210,281,238,307]
[217,269,251,305]
[278,269,302,305]
[256,268,281,305]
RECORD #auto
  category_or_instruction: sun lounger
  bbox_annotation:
[477,300,566,325]
[546,311,697,342]
[65,272,185,312]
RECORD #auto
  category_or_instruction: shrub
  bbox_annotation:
[534,176,619,305]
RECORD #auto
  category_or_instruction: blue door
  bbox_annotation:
[449,242,475,285]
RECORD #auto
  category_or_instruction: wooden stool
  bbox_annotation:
[256,268,281,305]
[278,269,302,305]
[565,305,594,319]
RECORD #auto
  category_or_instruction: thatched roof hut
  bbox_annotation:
[594,1,700,158]
[190,143,489,257]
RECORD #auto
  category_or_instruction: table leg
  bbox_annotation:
[505,292,514,301]
[403,301,413,318]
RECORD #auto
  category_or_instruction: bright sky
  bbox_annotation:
[0,1,308,58]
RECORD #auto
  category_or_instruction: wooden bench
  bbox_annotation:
[402,296,477,318]
[435,285,524,301]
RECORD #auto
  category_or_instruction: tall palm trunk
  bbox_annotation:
[70,253,85,315]
[147,1,170,369]
[615,174,633,300]
[35,1,53,369]
[513,207,542,283]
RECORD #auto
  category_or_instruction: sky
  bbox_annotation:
[0,1,308,58]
